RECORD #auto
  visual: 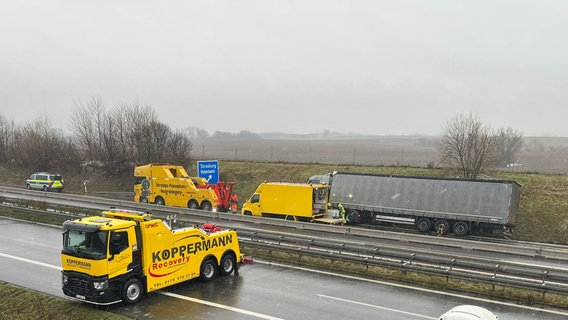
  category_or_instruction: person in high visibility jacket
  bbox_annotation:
[230,192,239,213]
[338,203,346,224]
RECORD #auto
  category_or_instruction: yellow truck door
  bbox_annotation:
[107,230,135,279]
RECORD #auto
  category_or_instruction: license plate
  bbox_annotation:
[76,294,85,300]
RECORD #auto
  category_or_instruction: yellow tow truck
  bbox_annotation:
[61,209,242,305]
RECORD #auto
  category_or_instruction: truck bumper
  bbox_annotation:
[62,271,122,305]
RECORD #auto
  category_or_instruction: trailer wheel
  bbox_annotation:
[220,253,236,276]
[434,220,449,235]
[188,200,199,209]
[200,259,217,282]
[416,218,433,233]
[122,278,143,305]
[155,197,165,205]
[453,221,469,236]
[201,201,212,211]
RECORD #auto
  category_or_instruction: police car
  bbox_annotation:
[26,172,64,192]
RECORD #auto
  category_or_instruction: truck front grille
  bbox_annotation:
[68,276,90,295]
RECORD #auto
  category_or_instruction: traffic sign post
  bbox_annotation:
[197,160,219,184]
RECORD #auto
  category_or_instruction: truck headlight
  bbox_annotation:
[93,280,109,290]
[62,274,68,286]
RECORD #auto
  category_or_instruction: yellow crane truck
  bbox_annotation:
[61,209,242,305]
[134,163,220,211]
[241,182,330,222]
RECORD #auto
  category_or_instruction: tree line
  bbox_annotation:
[0,98,522,179]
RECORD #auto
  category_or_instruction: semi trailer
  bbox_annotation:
[309,172,521,236]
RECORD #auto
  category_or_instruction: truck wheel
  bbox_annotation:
[155,197,165,205]
[243,211,252,216]
[122,278,143,304]
[140,197,148,204]
[201,201,212,211]
[434,220,449,235]
[200,259,217,282]
[188,200,199,209]
[220,254,236,276]
[453,221,469,236]
[416,218,432,233]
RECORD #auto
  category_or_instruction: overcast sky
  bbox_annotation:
[1,1,567,137]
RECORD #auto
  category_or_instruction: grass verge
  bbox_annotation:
[0,282,130,320]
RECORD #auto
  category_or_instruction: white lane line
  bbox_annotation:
[159,292,285,320]
[0,252,62,271]
[1,252,284,319]
[318,294,436,320]
[255,259,568,317]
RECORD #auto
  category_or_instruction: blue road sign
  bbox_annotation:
[197,160,219,184]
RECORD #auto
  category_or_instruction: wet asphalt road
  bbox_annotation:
[1,218,566,320]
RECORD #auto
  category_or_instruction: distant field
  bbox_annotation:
[192,136,568,174]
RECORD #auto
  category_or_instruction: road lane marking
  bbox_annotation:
[318,294,436,319]
[255,259,568,317]
[159,292,285,320]
[0,252,62,271]
[4,252,568,318]
[1,251,284,319]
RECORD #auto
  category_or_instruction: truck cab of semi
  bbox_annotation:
[241,182,329,222]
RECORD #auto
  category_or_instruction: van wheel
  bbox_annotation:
[155,197,165,205]
[122,278,143,304]
[26,184,32,190]
[188,200,199,209]
[201,201,212,211]
[220,254,236,276]
[200,259,217,282]
[42,185,49,192]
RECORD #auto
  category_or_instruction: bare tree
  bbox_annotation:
[71,96,106,162]
[0,115,16,164]
[440,113,499,179]
[496,127,524,167]
[186,126,210,140]
[165,129,193,164]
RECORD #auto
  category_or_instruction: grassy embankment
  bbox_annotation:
[0,281,129,320]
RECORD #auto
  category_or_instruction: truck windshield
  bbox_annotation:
[63,229,108,260]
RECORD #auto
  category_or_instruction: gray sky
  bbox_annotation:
[1,1,567,136]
